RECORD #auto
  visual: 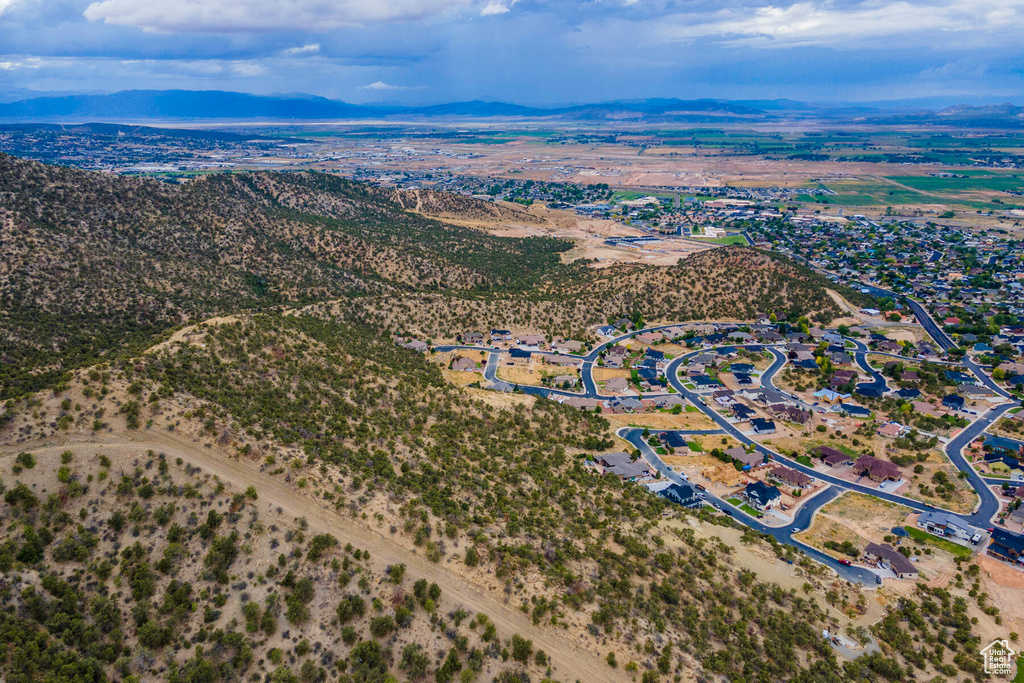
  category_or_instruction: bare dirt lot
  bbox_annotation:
[605,411,721,432]
[592,367,631,381]
[795,492,966,585]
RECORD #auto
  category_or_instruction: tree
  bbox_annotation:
[399,643,430,679]
[348,640,391,683]
[511,634,533,664]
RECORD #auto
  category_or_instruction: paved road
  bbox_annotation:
[445,330,1013,530]
[758,348,812,408]
[664,355,938,511]
[902,296,956,351]
[440,312,1024,564]
[849,339,889,396]
[665,351,1021,528]
[943,403,1018,524]
[436,344,587,399]
[620,427,878,584]
[866,350,958,366]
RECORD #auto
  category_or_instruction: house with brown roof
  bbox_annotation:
[912,401,944,418]
[518,334,546,347]
[553,338,585,354]
[603,377,631,394]
[833,369,857,383]
[864,542,918,579]
[559,397,603,411]
[727,447,766,469]
[451,357,478,372]
[817,446,852,467]
[770,466,813,489]
[877,423,904,439]
[685,363,706,376]
[636,331,664,345]
[605,345,628,368]
[855,455,902,482]
[768,403,811,425]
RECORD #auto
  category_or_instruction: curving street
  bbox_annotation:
[620,426,879,583]
[436,311,1022,585]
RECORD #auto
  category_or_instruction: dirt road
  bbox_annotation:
[0,430,621,683]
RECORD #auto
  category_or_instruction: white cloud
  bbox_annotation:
[281,43,320,56]
[359,80,409,90]
[231,61,266,77]
[480,1,510,15]
[0,0,22,17]
[0,57,47,70]
[83,0,473,32]
[654,0,1024,48]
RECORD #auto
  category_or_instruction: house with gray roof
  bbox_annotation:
[918,510,975,542]
[593,452,651,480]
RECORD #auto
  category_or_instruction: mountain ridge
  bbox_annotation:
[4,89,1024,126]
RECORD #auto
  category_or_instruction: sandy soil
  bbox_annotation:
[464,388,537,410]
[441,368,484,386]
[0,430,623,682]
[442,201,718,267]
[604,412,720,431]
[795,492,966,585]
[145,315,241,354]
[496,362,540,384]
[592,367,631,381]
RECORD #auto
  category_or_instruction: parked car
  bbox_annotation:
[838,559,852,566]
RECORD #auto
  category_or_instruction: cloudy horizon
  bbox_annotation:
[1,0,1023,106]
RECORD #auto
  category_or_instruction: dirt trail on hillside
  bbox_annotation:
[0,431,621,683]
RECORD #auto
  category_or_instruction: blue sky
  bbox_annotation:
[1,0,1023,105]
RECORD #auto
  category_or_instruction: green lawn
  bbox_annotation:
[727,498,742,506]
[903,526,973,558]
[739,503,760,516]
[797,175,1024,210]
[885,172,1024,193]
[691,235,748,246]
[795,455,813,467]
[611,190,677,202]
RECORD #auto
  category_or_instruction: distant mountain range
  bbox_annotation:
[2,89,1024,127]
